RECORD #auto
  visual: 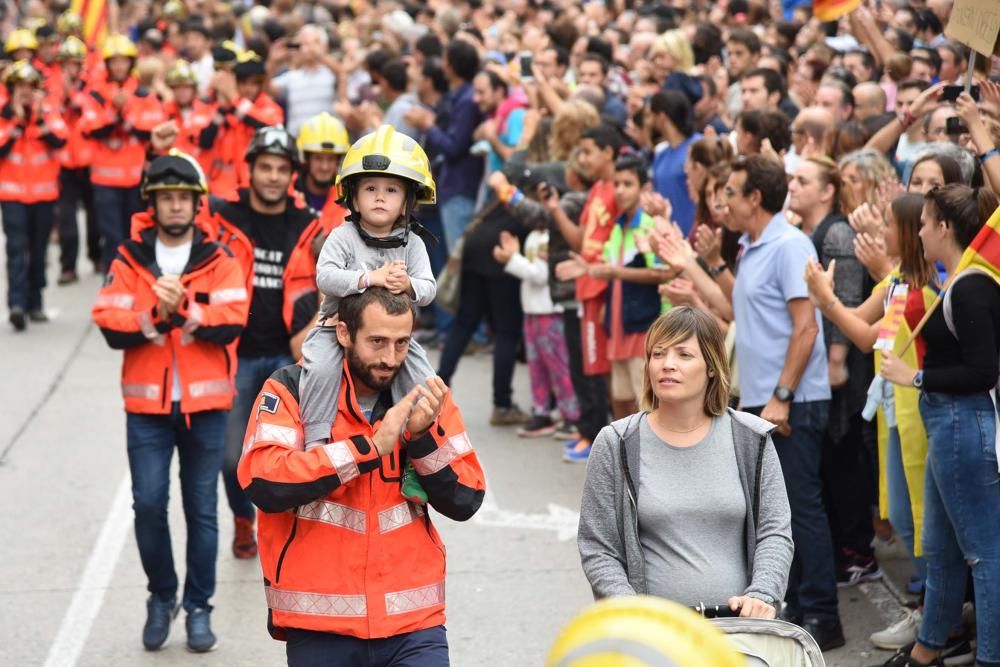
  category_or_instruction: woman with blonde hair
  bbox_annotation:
[578,307,793,619]
[649,29,695,82]
[549,98,601,161]
[837,148,897,214]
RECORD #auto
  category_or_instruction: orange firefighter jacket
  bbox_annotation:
[57,78,94,169]
[0,101,68,203]
[92,218,249,414]
[198,93,283,197]
[80,77,165,188]
[163,98,215,165]
[238,363,485,640]
[295,179,349,236]
[209,190,322,339]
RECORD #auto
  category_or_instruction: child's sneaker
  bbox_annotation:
[401,463,428,504]
[518,415,556,438]
[563,438,592,463]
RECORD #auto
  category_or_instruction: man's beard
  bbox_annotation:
[308,172,336,190]
[250,181,287,206]
[346,345,399,393]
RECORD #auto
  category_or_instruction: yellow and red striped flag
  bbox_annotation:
[813,0,861,22]
[70,0,108,48]
[955,204,1000,283]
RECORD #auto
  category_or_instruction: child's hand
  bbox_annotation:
[384,263,411,295]
[367,261,396,288]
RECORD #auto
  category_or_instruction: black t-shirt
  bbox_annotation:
[923,273,1000,394]
[238,208,295,358]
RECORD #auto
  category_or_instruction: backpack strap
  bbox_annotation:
[942,268,990,340]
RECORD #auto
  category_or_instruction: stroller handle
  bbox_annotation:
[690,602,741,619]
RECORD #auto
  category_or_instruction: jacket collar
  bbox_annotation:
[123,225,219,280]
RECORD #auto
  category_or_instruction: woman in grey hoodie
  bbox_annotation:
[578,307,793,617]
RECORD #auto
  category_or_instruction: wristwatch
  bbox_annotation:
[707,263,728,278]
[773,385,795,402]
[912,370,924,389]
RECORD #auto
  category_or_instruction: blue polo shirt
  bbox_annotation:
[652,134,700,236]
[732,213,830,409]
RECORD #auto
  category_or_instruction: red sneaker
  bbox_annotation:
[233,516,257,559]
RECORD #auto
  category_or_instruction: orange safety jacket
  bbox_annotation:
[80,77,165,188]
[238,363,485,640]
[34,58,62,101]
[294,179,349,236]
[57,78,94,169]
[0,102,68,203]
[198,93,283,197]
[92,217,250,414]
[163,98,215,164]
[209,189,322,339]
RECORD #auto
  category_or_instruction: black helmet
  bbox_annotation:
[141,150,208,199]
[245,125,300,168]
[234,50,265,80]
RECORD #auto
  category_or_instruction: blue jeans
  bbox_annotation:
[749,400,839,622]
[126,405,227,611]
[918,391,1000,665]
[285,626,449,667]
[93,185,143,273]
[223,354,294,519]
[438,195,476,252]
[886,426,927,580]
[2,201,55,312]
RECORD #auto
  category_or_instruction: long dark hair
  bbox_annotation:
[890,193,936,288]
[924,184,1000,250]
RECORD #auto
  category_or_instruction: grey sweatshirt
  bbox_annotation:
[316,222,436,319]
[577,409,793,608]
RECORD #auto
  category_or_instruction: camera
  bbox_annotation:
[519,53,533,81]
[941,85,980,103]
[945,116,968,136]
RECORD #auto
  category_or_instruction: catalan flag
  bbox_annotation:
[955,204,1000,284]
[813,0,861,22]
[70,0,108,48]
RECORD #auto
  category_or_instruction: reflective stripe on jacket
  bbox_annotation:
[92,221,249,414]
[238,364,485,640]
[199,93,283,197]
[80,78,165,187]
[0,104,68,203]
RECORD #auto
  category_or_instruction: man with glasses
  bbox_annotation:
[209,125,324,561]
[725,155,843,651]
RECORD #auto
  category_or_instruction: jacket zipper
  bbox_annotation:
[274,514,298,584]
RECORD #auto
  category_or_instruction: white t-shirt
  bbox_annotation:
[272,65,337,136]
[156,238,192,403]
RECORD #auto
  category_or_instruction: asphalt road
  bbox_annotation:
[0,253,917,666]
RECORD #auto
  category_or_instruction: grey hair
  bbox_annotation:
[298,24,329,50]
[911,142,976,185]
[837,147,896,184]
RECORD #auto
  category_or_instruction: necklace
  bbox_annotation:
[652,412,710,434]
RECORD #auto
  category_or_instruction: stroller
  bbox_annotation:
[694,604,827,667]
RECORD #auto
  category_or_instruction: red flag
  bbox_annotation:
[813,0,861,22]
[70,0,108,48]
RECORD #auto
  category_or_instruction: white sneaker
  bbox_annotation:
[870,609,922,650]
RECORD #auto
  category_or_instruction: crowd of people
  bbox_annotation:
[3,0,1000,665]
